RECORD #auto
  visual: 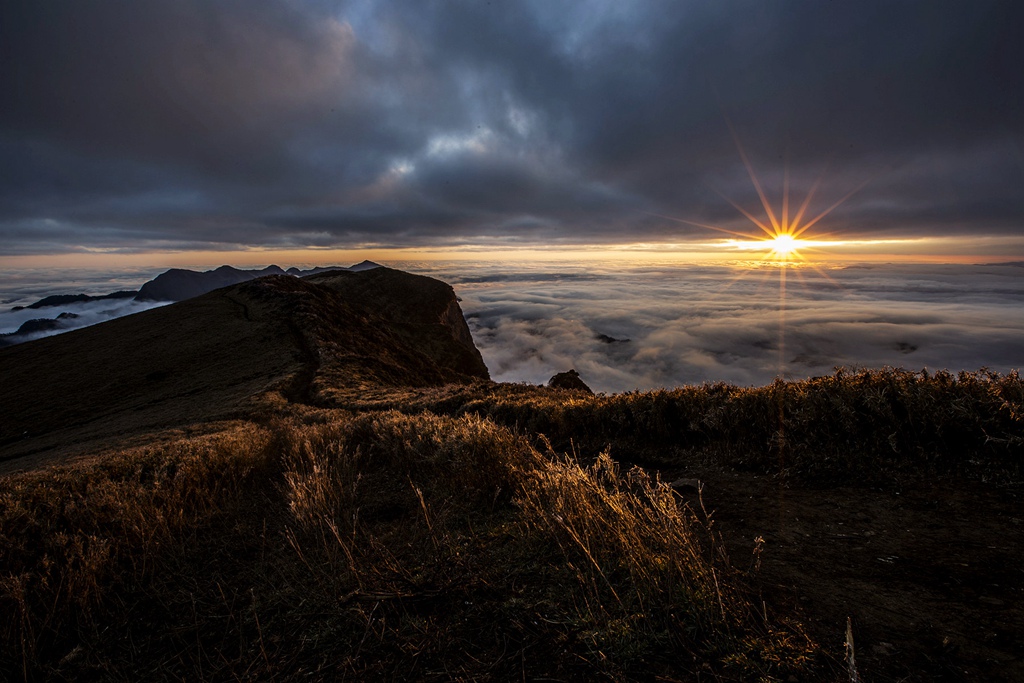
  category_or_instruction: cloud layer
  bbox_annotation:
[2,1,1022,255]
[0,299,170,342]
[1,260,1020,390]
[443,262,1024,392]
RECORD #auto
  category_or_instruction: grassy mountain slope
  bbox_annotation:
[0,282,301,468]
[0,268,487,472]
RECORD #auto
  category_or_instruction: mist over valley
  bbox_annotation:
[445,261,1024,391]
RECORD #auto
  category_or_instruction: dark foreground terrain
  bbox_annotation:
[1,268,1021,681]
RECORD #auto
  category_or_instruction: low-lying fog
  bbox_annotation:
[0,267,170,342]
[0,299,170,344]
[429,261,1024,393]
[2,262,1021,393]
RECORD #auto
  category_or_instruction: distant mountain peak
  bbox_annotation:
[11,291,137,312]
[135,261,383,302]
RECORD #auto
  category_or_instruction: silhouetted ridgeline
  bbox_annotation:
[135,260,381,301]
[2,262,386,350]
[11,291,136,311]
[9,263,382,311]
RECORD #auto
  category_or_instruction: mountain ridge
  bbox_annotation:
[136,261,382,302]
[0,266,483,471]
[11,291,136,311]
[1,261,385,348]
[9,261,384,311]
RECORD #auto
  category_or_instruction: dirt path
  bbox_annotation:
[665,466,1024,682]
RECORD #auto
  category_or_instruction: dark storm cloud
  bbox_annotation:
[1,1,1022,253]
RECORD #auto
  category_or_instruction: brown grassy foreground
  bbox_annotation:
[1,367,1021,680]
[1,410,819,681]
[326,367,1024,484]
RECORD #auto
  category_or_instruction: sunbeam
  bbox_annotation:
[656,127,870,379]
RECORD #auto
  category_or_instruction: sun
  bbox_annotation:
[644,121,870,379]
[699,121,866,264]
[647,120,869,266]
[652,154,859,264]
[769,233,800,256]
[720,228,820,262]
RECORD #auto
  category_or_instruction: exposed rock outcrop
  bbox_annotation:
[548,369,593,394]
[305,267,489,382]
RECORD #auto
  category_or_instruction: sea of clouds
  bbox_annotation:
[0,267,170,342]
[0,298,170,343]
[426,261,1024,393]
[1,261,1021,392]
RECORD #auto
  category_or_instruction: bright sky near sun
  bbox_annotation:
[2,235,1022,273]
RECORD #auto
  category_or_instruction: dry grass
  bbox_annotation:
[5,367,1018,679]
[340,368,1024,484]
[279,411,818,679]
[0,425,274,679]
[1,410,819,681]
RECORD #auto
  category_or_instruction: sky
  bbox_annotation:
[2,0,1023,265]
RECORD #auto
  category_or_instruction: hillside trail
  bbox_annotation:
[662,465,1023,682]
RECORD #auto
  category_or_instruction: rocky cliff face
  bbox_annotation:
[304,267,489,382]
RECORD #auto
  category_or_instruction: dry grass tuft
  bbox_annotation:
[515,447,817,676]
[278,411,817,679]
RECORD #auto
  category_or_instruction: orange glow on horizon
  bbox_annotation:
[1,238,1022,272]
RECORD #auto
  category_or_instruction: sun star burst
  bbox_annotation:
[769,233,799,257]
